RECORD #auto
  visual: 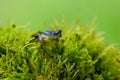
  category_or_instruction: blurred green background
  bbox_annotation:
[0,0,120,49]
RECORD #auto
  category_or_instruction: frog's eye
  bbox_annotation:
[54,30,62,34]
[58,30,62,33]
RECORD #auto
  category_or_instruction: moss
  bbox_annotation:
[0,22,120,80]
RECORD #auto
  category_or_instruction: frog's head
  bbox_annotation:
[51,30,62,38]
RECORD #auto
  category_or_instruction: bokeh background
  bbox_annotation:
[0,0,120,49]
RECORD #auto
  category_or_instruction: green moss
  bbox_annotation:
[0,22,120,80]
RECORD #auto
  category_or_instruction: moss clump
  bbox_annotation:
[0,22,120,80]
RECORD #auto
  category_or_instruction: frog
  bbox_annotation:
[37,30,62,42]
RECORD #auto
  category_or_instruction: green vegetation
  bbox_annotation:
[0,22,120,80]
